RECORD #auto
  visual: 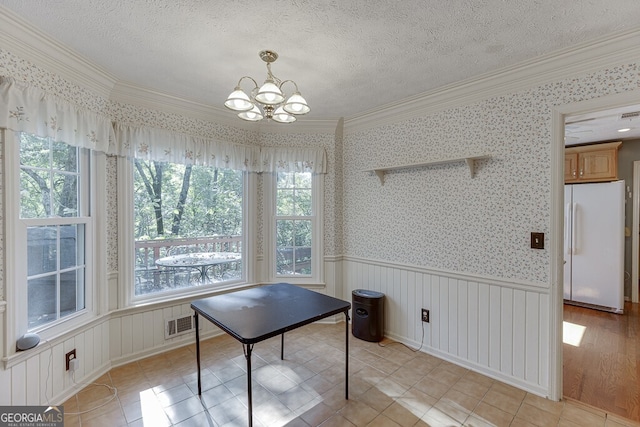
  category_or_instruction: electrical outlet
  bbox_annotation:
[421,308,429,323]
[65,349,76,371]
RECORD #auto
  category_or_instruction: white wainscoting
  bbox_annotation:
[0,318,110,406]
[0,300,225,406]
[343,257,551,397]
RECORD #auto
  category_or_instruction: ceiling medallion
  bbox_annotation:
[224,50,310,123]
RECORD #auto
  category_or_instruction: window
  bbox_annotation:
[273,171,322,281]
[11,133,90,331]
[132,160,244,298]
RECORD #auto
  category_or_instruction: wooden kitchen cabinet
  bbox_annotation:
[565,141,621,183]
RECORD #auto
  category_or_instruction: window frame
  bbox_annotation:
[4,130,97,351]
[119,157,251,307]
[265,171,324,285]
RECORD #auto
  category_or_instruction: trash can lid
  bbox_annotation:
[353,289,384,298]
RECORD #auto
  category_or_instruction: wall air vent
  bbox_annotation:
[165,315,194,339]
[620,111,640,119]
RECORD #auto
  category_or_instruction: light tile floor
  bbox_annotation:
[62,323,639,426]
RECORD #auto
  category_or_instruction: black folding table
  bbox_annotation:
[191,283,351,426]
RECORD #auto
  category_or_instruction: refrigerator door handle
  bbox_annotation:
[572,202,578,255]
[565,202,571,255]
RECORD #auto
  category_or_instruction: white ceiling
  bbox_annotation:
[2,0,640,132]
[565,105,640,146]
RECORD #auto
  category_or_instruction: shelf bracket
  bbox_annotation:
[465,158,475,178]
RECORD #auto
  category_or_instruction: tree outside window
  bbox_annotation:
[133,160,244,295]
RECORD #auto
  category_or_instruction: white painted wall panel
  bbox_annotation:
[101,321,109,367]
[344,258,551,395]
[525,292,540,383]
[109,317,122,360]
[0,366,10,405]
[26,355,39,405]
[132,313,144,353]
[448,278,458,355]
[75,333,86,381]
[143,311,154,350]
[477,283,490,367]
[513,290,526,380]
[538,293,550,389]
[11,361,25,405]
[38,348,51,405]
[153,309,165,347]
[489,286,501,371]
[51,343,64,399]
[501,288,514,375]
[84,328,95,375]
[467,281,478,364]
[121,315,133,355]
[457,281,468,360]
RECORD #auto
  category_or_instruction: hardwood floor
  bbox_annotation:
[563,302,640,421]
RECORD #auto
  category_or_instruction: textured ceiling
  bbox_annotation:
[2,0,640,123]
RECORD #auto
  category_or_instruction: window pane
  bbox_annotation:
[295,173,312,188]
[28,274,57,329]
[52,140,78,172]
[19,133,50,167]
[276,189,295,216]
[20,169,50,218]
[294,247,312,275]
[19,135,80,219]
[27,226,57,276]
[53,172,78,217]
[294,189,312,216]
[276,248,294,275]
[276,220,294,246]
[61,269,84,317]
[60,225,80,269]
[294,220,312,247]
[134,160,244,296]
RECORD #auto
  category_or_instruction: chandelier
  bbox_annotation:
[224,50,310,123]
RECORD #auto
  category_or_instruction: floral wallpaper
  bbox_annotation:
[343,62,640,284]
[106,156,118,272]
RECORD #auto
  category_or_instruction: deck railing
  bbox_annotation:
[135,235,242,270]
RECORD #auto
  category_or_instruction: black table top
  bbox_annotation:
[191,283,351,344]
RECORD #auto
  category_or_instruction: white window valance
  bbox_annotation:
[0,76,327,174]
[113,123,262,171]
[114,123,327,174]
[0,77,114,152]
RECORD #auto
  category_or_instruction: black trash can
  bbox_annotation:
[352,289,385,342]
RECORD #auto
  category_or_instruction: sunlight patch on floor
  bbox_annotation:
[563,321,586,347]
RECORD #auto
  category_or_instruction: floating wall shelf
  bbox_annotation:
[364,154,491,185]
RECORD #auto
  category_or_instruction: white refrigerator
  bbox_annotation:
[564,180,625,313]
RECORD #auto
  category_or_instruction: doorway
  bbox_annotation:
[553,93,640,419]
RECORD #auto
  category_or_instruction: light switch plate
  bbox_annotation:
[531,232,544,249]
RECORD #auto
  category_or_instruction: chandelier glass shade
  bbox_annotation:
[225,50,310,123]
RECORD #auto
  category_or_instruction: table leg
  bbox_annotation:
[244,344,254,427]
[345,310,350,400]
[281,334,284,360]
[194,311,201,396]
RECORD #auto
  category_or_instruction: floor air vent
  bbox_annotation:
[165,315,194,339]
[620,111,640,119]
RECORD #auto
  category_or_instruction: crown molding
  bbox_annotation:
[0,6,116,98]
[344,27,640,134]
